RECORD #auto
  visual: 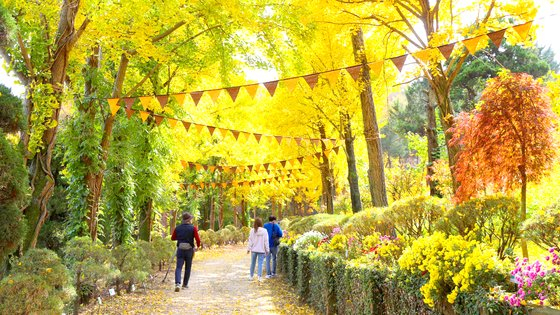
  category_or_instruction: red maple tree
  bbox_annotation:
[451,71,557,256]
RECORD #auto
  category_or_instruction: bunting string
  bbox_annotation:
[180,172,301,190]
[106,20,533,108]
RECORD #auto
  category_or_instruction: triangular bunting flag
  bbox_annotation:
[218,128,229,138]
[206,89,221,104]
[346,65,362,82]
[231,167,237,173]
[369,61,383,77]
[221,183,227,188]
[139,111,149,122]
[168,118,178,128]
[209,166,216,173]
[280,160,287,168]
[202,165,208,171]
[231,130,241,140]
[324,150,331,158]
[244,84,259,99]
[275,136,283,145]
[297,157,304,165]
[312,139,321,146]
[182,121,191,132]
[123,97,135,110]
[139,96,152,110]
[154,115,164,126]
[208,126,216,136]
[282,78,300,92]
[315,152,322,160]
[513,21,532,41]
[247,165,253,172]
[125,108,134,118]
[294,137,302,145]
[303,74,319,90]
[488,29,507,48]
[156,95,169,108]
[331,139,338,146]
[463,35,484,55]
[323,70,340,86]
[108,98,121,116]
[195,124,206,134]
[211,183,217,188]
[321,139,330,147]
[222,166,230,173]
[195,164,203,171]
[173,93,186,106]
[263,163,270,171]
[390,55,407,72]
[226,86,241,102]
[438,43,455,60]
[263,81,279,97]
[254,133,262,143]
[190,91,203,106]
[181,160,187,169]
[200,183,205,189]
[412,48,433,64]
[333,146,340,155]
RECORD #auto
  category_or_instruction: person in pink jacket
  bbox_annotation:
[247,217,270,282]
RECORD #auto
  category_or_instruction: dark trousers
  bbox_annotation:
[175,248,194,286]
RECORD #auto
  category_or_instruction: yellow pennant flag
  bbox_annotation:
[181,160,188,169]
[195,124,206,134]
[168,118,178,128]
[139,111,149,122]
[173,93,186,106]
[244,84,259,99]
[139,96,152,110]
[108,98,121,116]
[218,128,229,138]
[369,61,383,78]
[463,35,483,55]
[206,89,222,104]
[513,21,533,41]
[282,78,300,92]
[322,70,340,86]
[412,48,434,64]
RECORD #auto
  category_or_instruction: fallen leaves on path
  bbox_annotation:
[81,245,315,315]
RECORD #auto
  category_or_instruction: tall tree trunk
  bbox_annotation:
[240,197,247,227]
[278,202,283,220]
[351,28,388,207]
[218,187,224,229]
[138,199,153,241]
[519,166,529,258]
[426,87,441,197]
[23,0,86,249]
[341,111,362,213]
[271,199,276,218]
[318,122,335,214]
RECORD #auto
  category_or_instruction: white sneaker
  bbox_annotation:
[265,275,272,279]
[174,285,180,292]
[258,276,263,282]
[248,276,254,281]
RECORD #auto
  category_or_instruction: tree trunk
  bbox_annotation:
[318,122,335,214]
[278,202,283,220]
[351,28,388,207]
[209,194,215,231]
[520,166,529,258]
[169,210,177,236]
[240,197,247,227]
[271,199,276,218]
[218,187,224,229]
[23,0,85,250]
[341,111,362,213]
[426,87,441,197]
[138,199,153,241]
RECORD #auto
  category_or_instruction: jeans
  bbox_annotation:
[266,246,279,275]
[175,248,194,286]
[249,252,265,278]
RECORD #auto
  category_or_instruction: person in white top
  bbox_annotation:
[247,217,270,282]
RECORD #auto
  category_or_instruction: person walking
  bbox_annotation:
[247,217,269,282]
[264,215,283,278]
[171,212,202,292]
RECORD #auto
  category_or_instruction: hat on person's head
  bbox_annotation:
[182,212,193,221]
[268,215,276,222]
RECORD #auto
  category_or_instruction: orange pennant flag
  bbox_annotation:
[195,124,206,133]
[282,78,300,92]
[438,43,455,60]
[139,111,149,122]
[108,98,121,116]
[412,48,433,64]
[324,149,331,158]
[244,84,259,99]
[139,96,152,110]
[463,35,484,55]
[346,65,362,82]
[125,108,134,118]
[209,166,216,173]
[391,55,407,72]
[231,130,241,140]
[156,95,169,108]
[221,183,227,188]
[323,70,340,86]
[190,91,204,106]
[488,29,507,48]
[513,21,532,41]
[154,115,164,126]
[182,121,191,132]
[173,93,186,106]
[211,183,216,188]
[200,183,205,189]
[218,128,229,138]
[226,86,241,102]
[206,89,222,104]
[223,166,231,173]
[253,133,263,143]
[181,160,188,169]
[303,74,319,90]
[168,118,178,128]
[263,81,279,97]
[369,61,383,77]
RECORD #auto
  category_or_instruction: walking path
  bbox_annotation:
[82,245,315,315]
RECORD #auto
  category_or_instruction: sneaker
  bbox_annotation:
[271,273,276,277]
[258,276,263,282]
[265,275,272,279]
[174,285,181,292]
[248,276,254,281]
[182,285,188,289]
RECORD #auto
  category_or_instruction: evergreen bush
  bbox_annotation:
[384,196,448,240]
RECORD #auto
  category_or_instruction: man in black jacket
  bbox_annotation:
[171,212,202,291]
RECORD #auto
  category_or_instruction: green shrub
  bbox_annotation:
[217,228,233,245]
[523,201,560,250]
[279,217,291,231]
[0,84,25,133]
[63,236,115,312]
[224,224,237,232]
[137,237,174,271]
[205,229,218,247]
[289,214,329,234]
[438,195,521,259]
[335,263,386,315]
[0,248,74,314]
[311,214,350,235]
[240,226,251,243]
[296,251,312,301]
[382,270,434,315]
[308,253,339,314]
[112,242,151,294]
[384,196,448,240]
[342,208,390,236]
[232,229,244,244]
[293,231,326,251]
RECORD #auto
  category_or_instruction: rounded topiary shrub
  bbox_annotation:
[342,207,390,236]
[0,248,74,314]
[384,196,448,239]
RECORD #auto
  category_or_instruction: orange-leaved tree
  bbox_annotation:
[451,71,557,257]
